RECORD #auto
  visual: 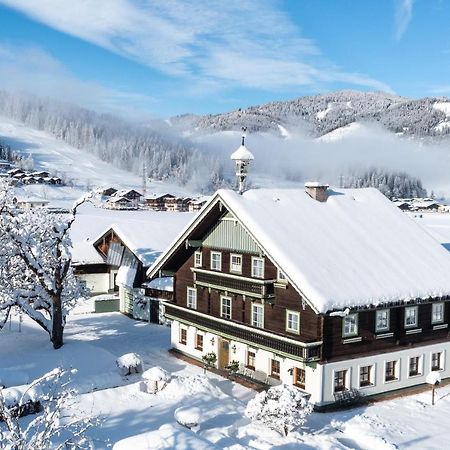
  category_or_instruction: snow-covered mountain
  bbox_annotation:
[3,89,450,197]
[170,90,450,140]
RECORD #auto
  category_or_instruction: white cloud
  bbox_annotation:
[0,43,157,119]
[0,0,391,93]
[395,0,414,40]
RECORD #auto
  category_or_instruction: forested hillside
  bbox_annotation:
[0,91,224,192]
[171,91,450,139]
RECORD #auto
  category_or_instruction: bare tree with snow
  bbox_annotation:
[245,384,313,437]
[0,181,88,349]
[0,368,96,450]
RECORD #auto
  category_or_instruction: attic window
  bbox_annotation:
[277,269,287,283]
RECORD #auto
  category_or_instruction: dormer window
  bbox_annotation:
[376,309,390,333]
[194,251,202,268]
[251,257,264,278]
[432,302,444,324]
[210,251,222,271]
[342,313,358,337]
[404,306,418,329]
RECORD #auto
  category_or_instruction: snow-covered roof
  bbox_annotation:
[94,213,195,267]
[230,144,254,161]
[108,196,131,203]
[149,187,450,313]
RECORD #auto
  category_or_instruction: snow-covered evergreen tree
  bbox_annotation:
[343,168,427,199]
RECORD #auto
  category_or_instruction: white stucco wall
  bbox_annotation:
[77,273,109,294]
[169,321,450,406]
[320,341,449,405]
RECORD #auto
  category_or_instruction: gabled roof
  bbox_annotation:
[93,212,194,267]
[148,187,450,313]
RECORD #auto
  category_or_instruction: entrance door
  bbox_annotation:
[219,339,230,369]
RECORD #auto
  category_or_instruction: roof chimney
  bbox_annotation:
[305,182,329,202]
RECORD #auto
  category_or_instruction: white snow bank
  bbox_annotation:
[161,375,222,399]
[1,384,44,408]
[142,367,170,382]
[174,406,201,428]
[113,423,217,450]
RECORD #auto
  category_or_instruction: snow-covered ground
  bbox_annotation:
[2,306,450,449]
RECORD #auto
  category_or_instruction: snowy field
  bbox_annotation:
[1,306,450,449]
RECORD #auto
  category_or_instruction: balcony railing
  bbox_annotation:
[164,303,322,363]
[192,268,275,300]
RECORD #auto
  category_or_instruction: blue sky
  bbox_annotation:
[0,0,448,118]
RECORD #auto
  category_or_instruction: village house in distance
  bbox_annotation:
[147,135,450,408]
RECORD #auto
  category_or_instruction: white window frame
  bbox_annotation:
[431,350,444,371]
[195,332,204,351]
[432,302,444,324]
[286,310,300,334]
[408,355,423,378]
[277,268,287,283]
[230,253,243,274]
[186,287,197,310]
[251,257,265,279]
[358,364,375,388]
[384,359,399,383]
[404,306,418,329]
[194,251,202,268]
[252,303,264,328]
[220,295,232,320]
[375,309,390,333]
[333,368,349,393]
[210,251,222,271]
[342,313,358,337]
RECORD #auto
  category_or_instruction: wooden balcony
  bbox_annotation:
[164,303,322,363]
[192,268,275,301]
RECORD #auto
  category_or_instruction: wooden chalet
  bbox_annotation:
[73,213,193,321]
[145,194,175,211]
[147,182,450,407]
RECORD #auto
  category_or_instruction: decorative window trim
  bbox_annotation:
[286,310,300,334]
[375,309,390,333]
[186,287,197,310]
[342,313,358,337]
[252,303,264,329]
[220,295,232,320]
[432,302,445,325]
[404,306,418,329]
[230,253,243,274]
[194,251,202,268]
[210,251,222,271]
[251,256,265,279]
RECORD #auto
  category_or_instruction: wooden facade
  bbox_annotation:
[148,191,450,405]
